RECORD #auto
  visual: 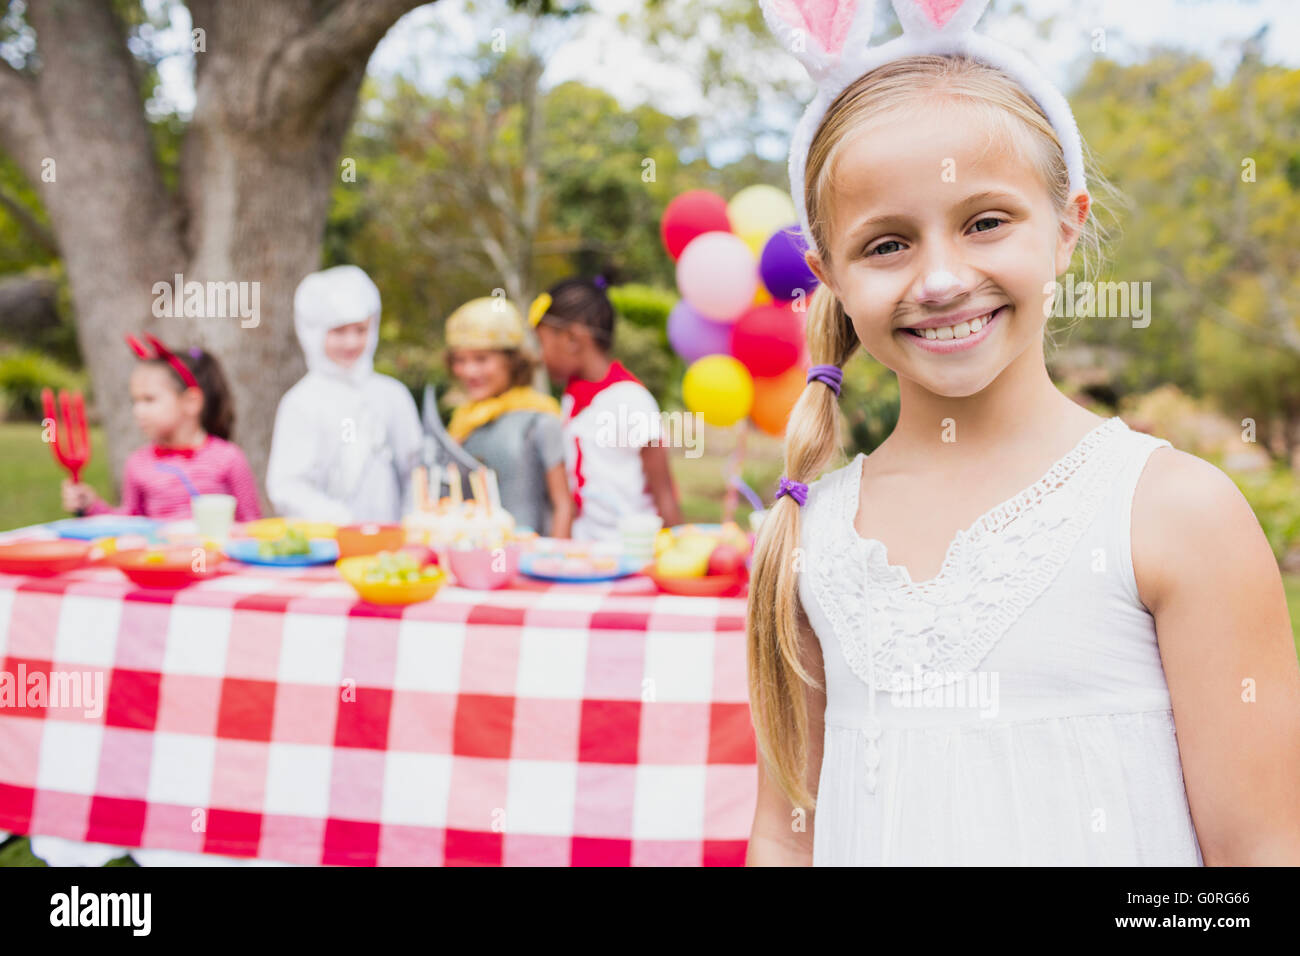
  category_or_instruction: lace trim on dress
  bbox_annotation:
[808,417,1128,697]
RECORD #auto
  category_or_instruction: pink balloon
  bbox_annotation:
[675,232,759,321]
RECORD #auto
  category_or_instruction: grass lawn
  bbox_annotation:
[0,421,114,531]
[1,421,1298,865]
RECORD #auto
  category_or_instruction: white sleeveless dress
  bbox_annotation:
[797,416,1204,865]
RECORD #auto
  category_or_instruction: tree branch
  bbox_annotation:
[0,60,50,186]
[266,0,432,122]
[0,185,59,255]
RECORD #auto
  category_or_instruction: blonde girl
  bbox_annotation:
[746,0,1300,866]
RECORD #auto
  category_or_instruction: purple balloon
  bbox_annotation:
[668,300,735,363]
[760,225,818,302]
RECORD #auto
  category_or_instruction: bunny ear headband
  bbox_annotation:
[761,0,1087,248]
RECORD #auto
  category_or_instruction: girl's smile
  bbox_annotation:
[897,304,1007,352]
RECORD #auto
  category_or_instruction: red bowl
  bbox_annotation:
[0,540,94,577]
[644,567,747,597]
[107,546,227,589]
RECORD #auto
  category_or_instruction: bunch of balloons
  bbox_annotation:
[661,187,820,436]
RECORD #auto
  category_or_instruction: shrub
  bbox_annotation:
[608,283,675,331]
[1231,465,1300,565]
[0,349,84,421]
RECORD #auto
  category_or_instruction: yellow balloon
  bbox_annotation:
[740,231,768,258]
[682,355,754,427]
[752,285,772,306]
[728,186,796,248]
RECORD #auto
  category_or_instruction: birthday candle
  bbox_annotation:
[427,464,442,512]
[447,464,462,507]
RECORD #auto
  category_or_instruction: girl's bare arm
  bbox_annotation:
[1134,448,1300,865]
[640,443,684,528]
[544,463,573,538]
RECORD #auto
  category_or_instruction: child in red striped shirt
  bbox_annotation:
[61,338,262,521]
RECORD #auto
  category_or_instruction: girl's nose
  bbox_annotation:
[915,269,965,304]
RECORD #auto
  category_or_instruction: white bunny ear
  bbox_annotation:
[760,0,876,83]
[891,0,990,36]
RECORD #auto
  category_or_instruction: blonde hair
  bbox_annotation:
[746,55,1114,810]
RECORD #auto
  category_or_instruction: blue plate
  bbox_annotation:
[50,516,161,540]
[224,538,339,567]
[518,553,645,583]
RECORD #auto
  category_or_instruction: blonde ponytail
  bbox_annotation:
[746,283,859,809]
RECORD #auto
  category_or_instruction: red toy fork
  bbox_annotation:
[42,387,91,483]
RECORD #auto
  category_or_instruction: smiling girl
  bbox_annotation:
[746,0,1300,866]
[442,296,571,537]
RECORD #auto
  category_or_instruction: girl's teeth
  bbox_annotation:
[917,309,994,340]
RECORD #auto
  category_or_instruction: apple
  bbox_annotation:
[706,544,745,576]
[720,523,751,558]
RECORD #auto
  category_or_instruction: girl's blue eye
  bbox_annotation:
[970,217,1004,233]
[867,240,904,257]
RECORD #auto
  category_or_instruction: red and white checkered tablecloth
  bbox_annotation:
[0,551,757,866]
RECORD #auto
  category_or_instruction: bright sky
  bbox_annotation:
[154,0,1300,157]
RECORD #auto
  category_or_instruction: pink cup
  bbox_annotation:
[446,543,520,590]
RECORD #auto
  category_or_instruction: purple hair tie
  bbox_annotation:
[592,275,607,290]
[189,347,202,359]
[774,476,809,507]
[806,364,842,396]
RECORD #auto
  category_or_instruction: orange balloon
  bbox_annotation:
[749,363,809,437]
[752,285,772,306]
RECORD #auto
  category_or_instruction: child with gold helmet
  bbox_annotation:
[442,295,572,537]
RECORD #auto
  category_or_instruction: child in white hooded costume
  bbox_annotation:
[267,265,423,523]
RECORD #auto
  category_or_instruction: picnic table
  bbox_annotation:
[0,532,757,866]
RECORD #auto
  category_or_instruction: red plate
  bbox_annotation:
[0,540,94,576]
[107,546,227,589]
[644,567,747,597]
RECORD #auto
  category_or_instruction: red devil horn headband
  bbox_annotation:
[124,333,201,391]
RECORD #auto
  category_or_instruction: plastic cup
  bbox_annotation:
[192,494,236,542]
[618,513,663,566]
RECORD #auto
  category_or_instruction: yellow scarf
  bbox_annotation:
[446,386,561,443]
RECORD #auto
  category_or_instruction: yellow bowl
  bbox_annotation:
[337,555,447,606]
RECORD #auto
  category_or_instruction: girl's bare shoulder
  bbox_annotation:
[1131,445,1269,611]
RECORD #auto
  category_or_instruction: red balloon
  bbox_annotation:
[661,191,731,260]
[729,304,802,378]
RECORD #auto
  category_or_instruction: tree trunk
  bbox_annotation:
[0,0,430,502]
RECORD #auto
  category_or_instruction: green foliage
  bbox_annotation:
[0,349,84,421]
[1232,465,1300,564]
[1069,53,1300,453]
[841,357,900,457]
[608,283,675,330]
